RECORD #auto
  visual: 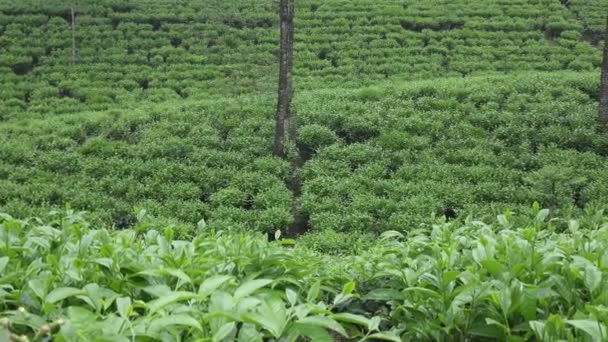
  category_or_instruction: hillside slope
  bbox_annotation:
[0,0,606,234]
[0,0,603,117]
[1,71,607,233]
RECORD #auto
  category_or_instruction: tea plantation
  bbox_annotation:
[1,0,608,340]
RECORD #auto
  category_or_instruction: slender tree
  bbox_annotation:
[599,17,608,131]
[273,0,295,158]
[70,4,77,65]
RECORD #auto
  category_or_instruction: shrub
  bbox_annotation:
[297,229,377,255]
[297,124,338,151]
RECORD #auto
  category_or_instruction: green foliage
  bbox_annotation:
[299,72,608,232]
[0,0,602,117]
[297,124,338,152]
[0,210,397,341]
[2,209,608,341]
[297,229,377,256]
[353,208,608,341]
[568,0,608,32]
[2,72,608,234]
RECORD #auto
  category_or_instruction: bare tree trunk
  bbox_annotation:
[599,17,608,131]
[273,0,294,159]
[70,5,76,65]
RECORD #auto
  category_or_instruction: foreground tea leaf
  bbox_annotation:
[363,288,404,301]
[148,314,202,333]
[366,332,403,342]
[199,275,233,297]
[331,313,371,327]
[238,323,264,342]
[287,323,334,341]
[45,287,84,304]
[0,257,8,274]
[307,281,321,303]
[212,321,237,342]
[116,297,131,318]
[297,316,348,337]
[566,320,607,342]
[234,279,273,300]
[147,291,198,314]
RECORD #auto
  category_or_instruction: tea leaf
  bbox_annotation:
[297,316,348,337]
[307,281,321,303]
[234,279,273,300]
[147,291,198,314]
[331,312,371,327]
[566,320,607,341]
[149,314,202,332]
[199,275,233,297]
[212,322,237,342]
[45,287,84,304]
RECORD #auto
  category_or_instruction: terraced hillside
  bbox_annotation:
[2,1,608,340]
[568,0,608,32]
[0,0,602,118]
[0,0,606,235]
[1,71,607,234]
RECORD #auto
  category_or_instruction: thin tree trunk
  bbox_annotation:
[285,1,296,144]
[70,5,76,65]
[273,0,294,158]
[599,17,608,131]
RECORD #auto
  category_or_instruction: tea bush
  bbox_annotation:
[0,0,602,118]
[2,208,608,341]
[298,72,608,232]
[1,72,608,234]
[568,0,608,32]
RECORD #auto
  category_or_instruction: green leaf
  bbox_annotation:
[442,270,460,285]
[242,312,285,338]
[212,321,237,342]
[148,314,202,332]
[45,287,84,304]
[380,230,404,240]
[209,291,234,312]
[163,268,192,285]
[529,321,546,340]
[363,288,404,301]
[333,293,353,306]
[287,323,334,342]
[307,280,321,303]
[28,279,47,300]
[469,320,505,339]
[241,296,287,338]
[403,287,442,299]
[497,215,509,227]
[342,281,356,295]
[536,209,550,222]
[584,265,602,293]
[234,279,273,300]
[519,288,537,321]
[481,259,504,277]
[0,257,8,274]
[566,320,607,341]
[331,313,371,327]
[366,332,402,342]
[368,316,381,331]
[297,315,348,337]
[238,323,263,342]
[147,291,198,314]
[532,201,540,214]
[116,297,131,318]
[286,288,298,307]
[199,275,233,297]
[144,284,172,298]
